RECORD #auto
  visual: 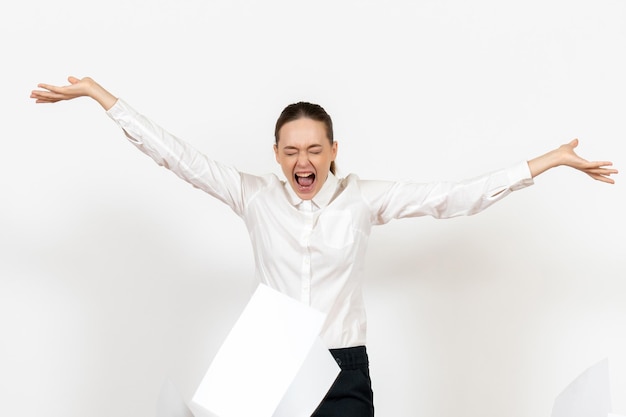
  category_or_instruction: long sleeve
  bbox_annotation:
[106,99,249,215]
[358,161,534,225]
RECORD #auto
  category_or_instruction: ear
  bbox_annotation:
[273,144,279,163]
[331,141,338,161]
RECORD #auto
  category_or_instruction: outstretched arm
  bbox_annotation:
[528,139,617,184]
[30,76,117,110]
[32,76,253,214]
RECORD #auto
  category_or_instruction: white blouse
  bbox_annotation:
[107,99,534,349]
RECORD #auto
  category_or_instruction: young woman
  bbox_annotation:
[31,76,617,417]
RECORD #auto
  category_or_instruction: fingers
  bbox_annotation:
[588,173,616,184]
[586,168,618,176]
[30,90,48,101]
[579,160,613,169]
[30,93,60,103]
[36,83,54,91]
[30,88,68,103]
[584,165,618,184]
[31,78,83,103]
[34,83,66,96]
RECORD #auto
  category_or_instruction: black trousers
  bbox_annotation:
[311,346,375,417]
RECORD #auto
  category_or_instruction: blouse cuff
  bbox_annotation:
[105,98,143,144]
[508,160,534,191]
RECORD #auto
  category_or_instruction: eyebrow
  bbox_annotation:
[282,144,323,151]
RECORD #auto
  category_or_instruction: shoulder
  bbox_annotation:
[336,172,362,186]
[241,172,284,190]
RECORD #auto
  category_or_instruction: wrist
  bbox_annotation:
[528,148,562,178]
[86,79,117,111]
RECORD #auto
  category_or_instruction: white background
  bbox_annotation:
[1,1,625,416]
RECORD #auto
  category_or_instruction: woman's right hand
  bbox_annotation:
[31,76,117,110]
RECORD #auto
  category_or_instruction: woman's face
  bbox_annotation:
[274,117,337,201]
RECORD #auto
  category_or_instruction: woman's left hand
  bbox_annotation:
[528,138,618,183]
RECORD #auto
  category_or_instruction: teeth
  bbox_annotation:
[295,172,315,186]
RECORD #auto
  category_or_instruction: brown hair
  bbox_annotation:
[274,102,336,175]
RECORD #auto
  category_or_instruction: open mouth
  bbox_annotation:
[295,173,316,187]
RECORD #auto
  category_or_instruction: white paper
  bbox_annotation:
[273,337,340,417]
[551,358,612,417]
[190,284,340,417]
[157,380,195,417]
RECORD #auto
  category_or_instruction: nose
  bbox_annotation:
[296,152,309,167]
